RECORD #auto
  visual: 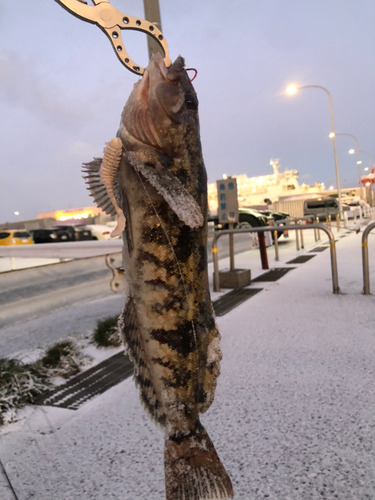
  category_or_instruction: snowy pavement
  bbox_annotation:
[1,222,375,499]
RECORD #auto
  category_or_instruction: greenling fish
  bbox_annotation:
[83,53,233,500]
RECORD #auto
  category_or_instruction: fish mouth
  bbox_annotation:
[121,54,187,153]
[147,53,186,125]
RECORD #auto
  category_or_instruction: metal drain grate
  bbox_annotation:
[213,288,262,317]
[36,351,133,410]
[252,267,295,282]
[286,255,316,264]
[309,246,329,252]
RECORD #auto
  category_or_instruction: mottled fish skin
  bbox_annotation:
[117,53,233,500]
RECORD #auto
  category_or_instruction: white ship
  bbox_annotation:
[208,159,325,212]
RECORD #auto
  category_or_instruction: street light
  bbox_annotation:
[286,84,342,213]
[331,132,363,200]
[350,149,373,170]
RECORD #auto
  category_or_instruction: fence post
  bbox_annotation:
[362,222,375,294]
[295,226,300,251]
[316,217,321,240]
[274,230,279,261]
[229,223,235,271]
[300,229,304,249]
[258,232,269,269]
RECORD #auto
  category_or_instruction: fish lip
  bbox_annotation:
[150,52,169,80]
[148,54,185,125]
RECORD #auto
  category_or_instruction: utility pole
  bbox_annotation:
[143,0,164,60]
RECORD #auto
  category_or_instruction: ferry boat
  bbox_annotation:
[208,159,325,211]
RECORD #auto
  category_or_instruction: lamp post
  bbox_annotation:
[286,84,342,213]
[143,0,163,60]
[330,132,363,200]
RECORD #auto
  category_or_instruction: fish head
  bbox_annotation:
[120,53,200,157]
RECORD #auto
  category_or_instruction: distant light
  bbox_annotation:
[365,167,369,171]
[286,85,298,95]
[329,186,334,191]
[357,161,362,165]
[329,132,335,138]
[366,182,371,186]
[348,149,355,154]
[223,174,228,179]
[14,211,20,216]
[270,160,274,165]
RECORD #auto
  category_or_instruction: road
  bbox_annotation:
[0,228,331,358]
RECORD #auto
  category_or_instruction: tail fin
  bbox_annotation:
[164,423,233,500]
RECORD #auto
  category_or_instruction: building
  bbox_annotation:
[37,206,105,222]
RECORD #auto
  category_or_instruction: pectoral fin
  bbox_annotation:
[82,138,125,237]
[124,151,204,229]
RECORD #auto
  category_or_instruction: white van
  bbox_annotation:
[303,198,352,220]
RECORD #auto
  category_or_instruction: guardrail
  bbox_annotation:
[212,224,340,294]
[0,239,123,259]
[362,221,375,295]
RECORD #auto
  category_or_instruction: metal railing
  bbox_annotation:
[275,216,317,251]
[212,224,340,294]
[362,221,375,295]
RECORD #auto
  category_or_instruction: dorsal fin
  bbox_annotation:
[82,138,125,237]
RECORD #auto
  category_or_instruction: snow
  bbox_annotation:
[1,221,375,499]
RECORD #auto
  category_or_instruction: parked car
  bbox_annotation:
[303,198,353,220]
[29,228,71,243]
[208,208,290,238]
[84,224,114,240]
[53,225,93,241]
[344,199,370,217]
[0,230,34,246]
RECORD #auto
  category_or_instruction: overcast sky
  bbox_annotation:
[1,0,374,223]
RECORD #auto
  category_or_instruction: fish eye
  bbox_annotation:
[185,93,198,110]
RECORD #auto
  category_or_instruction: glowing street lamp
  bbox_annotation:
[332,132,363,199]
[286,84,342,213]
[286,85,298,95]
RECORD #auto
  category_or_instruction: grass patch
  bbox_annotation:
[1,338,90,425]
[0,358,50,425]
[35,338,86,379]
[92,316,122,348]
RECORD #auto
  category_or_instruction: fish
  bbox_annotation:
[83,53,233,500]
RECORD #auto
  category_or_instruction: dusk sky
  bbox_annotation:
[1,0,374,223]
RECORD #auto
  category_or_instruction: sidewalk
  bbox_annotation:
[1,222,375,499]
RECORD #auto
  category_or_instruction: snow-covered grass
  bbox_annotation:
[0,358,50,426]
[0,318,125,427]
[91,315,122,348]
[33,338,90,379]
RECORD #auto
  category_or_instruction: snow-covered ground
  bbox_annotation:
[1,221,375,499]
